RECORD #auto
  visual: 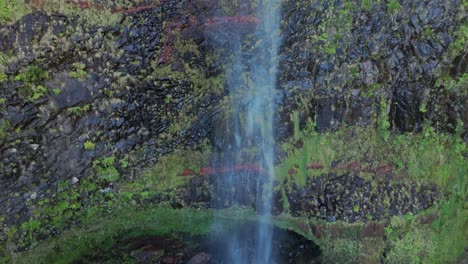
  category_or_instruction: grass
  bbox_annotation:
[11,207,215,264]
[10,206,265,264]
[384,193,467,263]
[276,120,466,188]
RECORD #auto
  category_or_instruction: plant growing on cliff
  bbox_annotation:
[67,104,91,117]
[386,0,401,14]
[83,140,95,150]
[92,156,120,182]
[15,65,50,101]
[0,72,7,83]
[69,62,89,79]
[0,119,10,141]
[378,98,390,141]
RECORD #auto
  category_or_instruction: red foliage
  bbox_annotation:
[375,164,394,175]
[71,0,103,10]
[336,162,361,172]
[112,3,159,14]
[288,168,297,175]
[203,16,260,27]
[188,165,267,177]
[199,167,215,176]
[157,45,174,64]
[306,162,324,170]
[311,224,325,238]
[178,169,195,177]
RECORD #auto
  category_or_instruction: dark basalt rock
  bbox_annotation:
[177,172,439,223]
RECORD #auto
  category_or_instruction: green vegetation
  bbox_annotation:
[278,119,466,188]
[15,65,49,84]
[151,38,225,97]
[1,0,123,26]
[386,0,401,14]
[67,104,91,117]
[0,72,7,83]
[83,140,95,150]
[12,207,259,264]
[53,88,61,95]
[42,0,122,27]
[0,0,28,24]
[360,0,374,12]
[93,156,120,182]
[447,22,467,59]
[275,88,466,263]
[15,65,50,101]
[0,119,10,141]
[123,141,212,194]
[69,62,89,79]
[384,192,466,264]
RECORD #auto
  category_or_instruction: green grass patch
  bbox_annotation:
[11,207,215,264]
[276,121,466,188]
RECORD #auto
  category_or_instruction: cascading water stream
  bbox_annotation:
[211,0,282,263]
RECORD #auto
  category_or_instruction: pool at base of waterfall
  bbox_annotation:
[75,222,321,264]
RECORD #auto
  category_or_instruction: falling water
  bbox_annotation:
[211,0,282,263]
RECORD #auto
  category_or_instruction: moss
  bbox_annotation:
[321,238,361,264]
[11,207,213,264]
[0,0,29,25]
[12,207,265,264]
[0,119,10,141]
[382,165,466,264]
[52,88,61,95]
[15,65,49,84]
[93,156,120,182]
[83,140,95,150]
[14,65,50,101]
[0,72,7,83]
[360,0,374,12]
[42,0,122,27]
[386,0,401,14]
[67,104,91,117]
[69,62,89,79]
[277,118,466,188]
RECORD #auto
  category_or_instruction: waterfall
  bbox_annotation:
[211,0,282,263]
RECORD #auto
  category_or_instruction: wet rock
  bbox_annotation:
[131,245,165,263]
[360,61,379,85]
[187,252,211,264]
[49,78,96,110]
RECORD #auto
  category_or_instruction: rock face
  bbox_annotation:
[0,0,224,227]
[178,171,439,223]
[0,0,465,246]
[276,0,466,137]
